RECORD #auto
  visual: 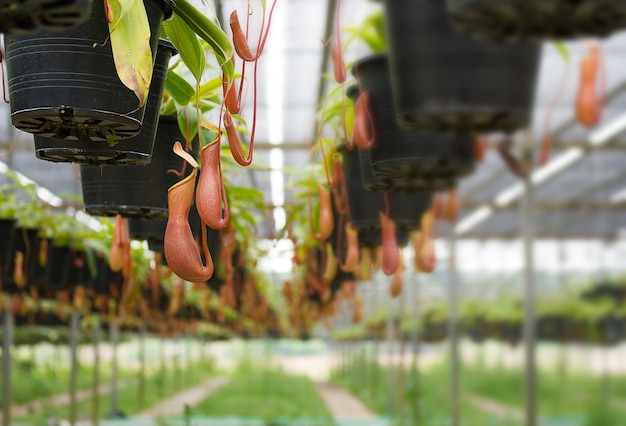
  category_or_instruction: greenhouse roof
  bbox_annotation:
[2,0,626,240]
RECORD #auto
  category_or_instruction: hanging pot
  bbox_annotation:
[129,202,211,257]
[45,243,71,289]
[29,237,52,288]
[64,249,86,287]
[349,56,474,192]
[338,144,431,247]
[447,0,626,42]
[382,0,540,133]
[84,254,118,295]
[80,115,200,218]
[2,227,40,293]
[33,39,177,165]
[0,218,16,274]
[0,0,92,34]
[4,0,173,142]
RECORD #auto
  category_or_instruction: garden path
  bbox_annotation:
[135,377,227,417]
[315,381,378,419]
[465,394,524,420]
[3,379,131,418]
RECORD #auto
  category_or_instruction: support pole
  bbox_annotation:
[109,319,119,417]
[92,317,100,426]
[184,328,191,386]
[2,304,14,426]
[174,334,181,391]
[372,282,380,398]
[160,336,167,398]
[385,290,395,418]
[522,147,537,426]
[448,226,460,426]
[397,282,407,408]
[69,312,80,426]
[138,324,147,409]
[410,269,421,425]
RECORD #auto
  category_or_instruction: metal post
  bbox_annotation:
[160,336,167,397]
[396,279,407,410]
[69,312,80,426]
[372,279,381,398]
[174,334,181,390]
[522,147,537,426]
[2,305,14,426]
[385,290,395,418]
[109,319,119,417]
[92,317,100,426]
[185,329,191,385]
[410,269,421,424]
[448,225,460,426]
[138,325,147,409]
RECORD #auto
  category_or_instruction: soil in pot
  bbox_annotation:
[0,0,92,34]
[80,115,200,218]
[33,39,177,165]
[5,0,173,142]
[349,57,474,192]
[447,0,626,42]
[382,0,540,133]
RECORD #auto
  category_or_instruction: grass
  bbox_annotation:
[332,343,626,426]
[9,359,135,405]
[193,359,334,423]
[12,356,217,424]
[332,348,499,426]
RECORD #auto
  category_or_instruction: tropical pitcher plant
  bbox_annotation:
[102,0,278,283]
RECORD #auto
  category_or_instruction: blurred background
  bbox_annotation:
[3,0,626,426]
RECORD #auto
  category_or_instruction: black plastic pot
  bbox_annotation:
[84,254,118,295]
[0,0,92,34]
[28,237,51,288]
[81,115,200,218]
[350,57,474,192]
[129,201,207,250]
[447,0,626,42]
[129,219,167,243]
[339,144,431,247]
[5,0,172,142]
[2,227,39,293]
[64,249,85,287]
[45,243,71,289]
[0,218,16,272]
[33,39,177,165]
[382,0,540,133]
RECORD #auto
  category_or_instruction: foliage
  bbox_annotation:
[194,359,333,420]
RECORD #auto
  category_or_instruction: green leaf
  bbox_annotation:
[197,76,223,98]
[164,70,195,105]
[171,0,234,80]
[163,15,205,82]
[553,40,570,64]
[160,98,177,116]
[176,105,218,150]
[107,0,153,106]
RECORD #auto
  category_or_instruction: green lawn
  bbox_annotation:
[12,356,217,424]
[193,360,334,423]
[332,343,626,426]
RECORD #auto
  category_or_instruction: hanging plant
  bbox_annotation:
[447,0,626,42]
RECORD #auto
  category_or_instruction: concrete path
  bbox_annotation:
[465,394,524,421]
[136,377,227,418]
[4,379,130,418]
[315,381,377,420]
